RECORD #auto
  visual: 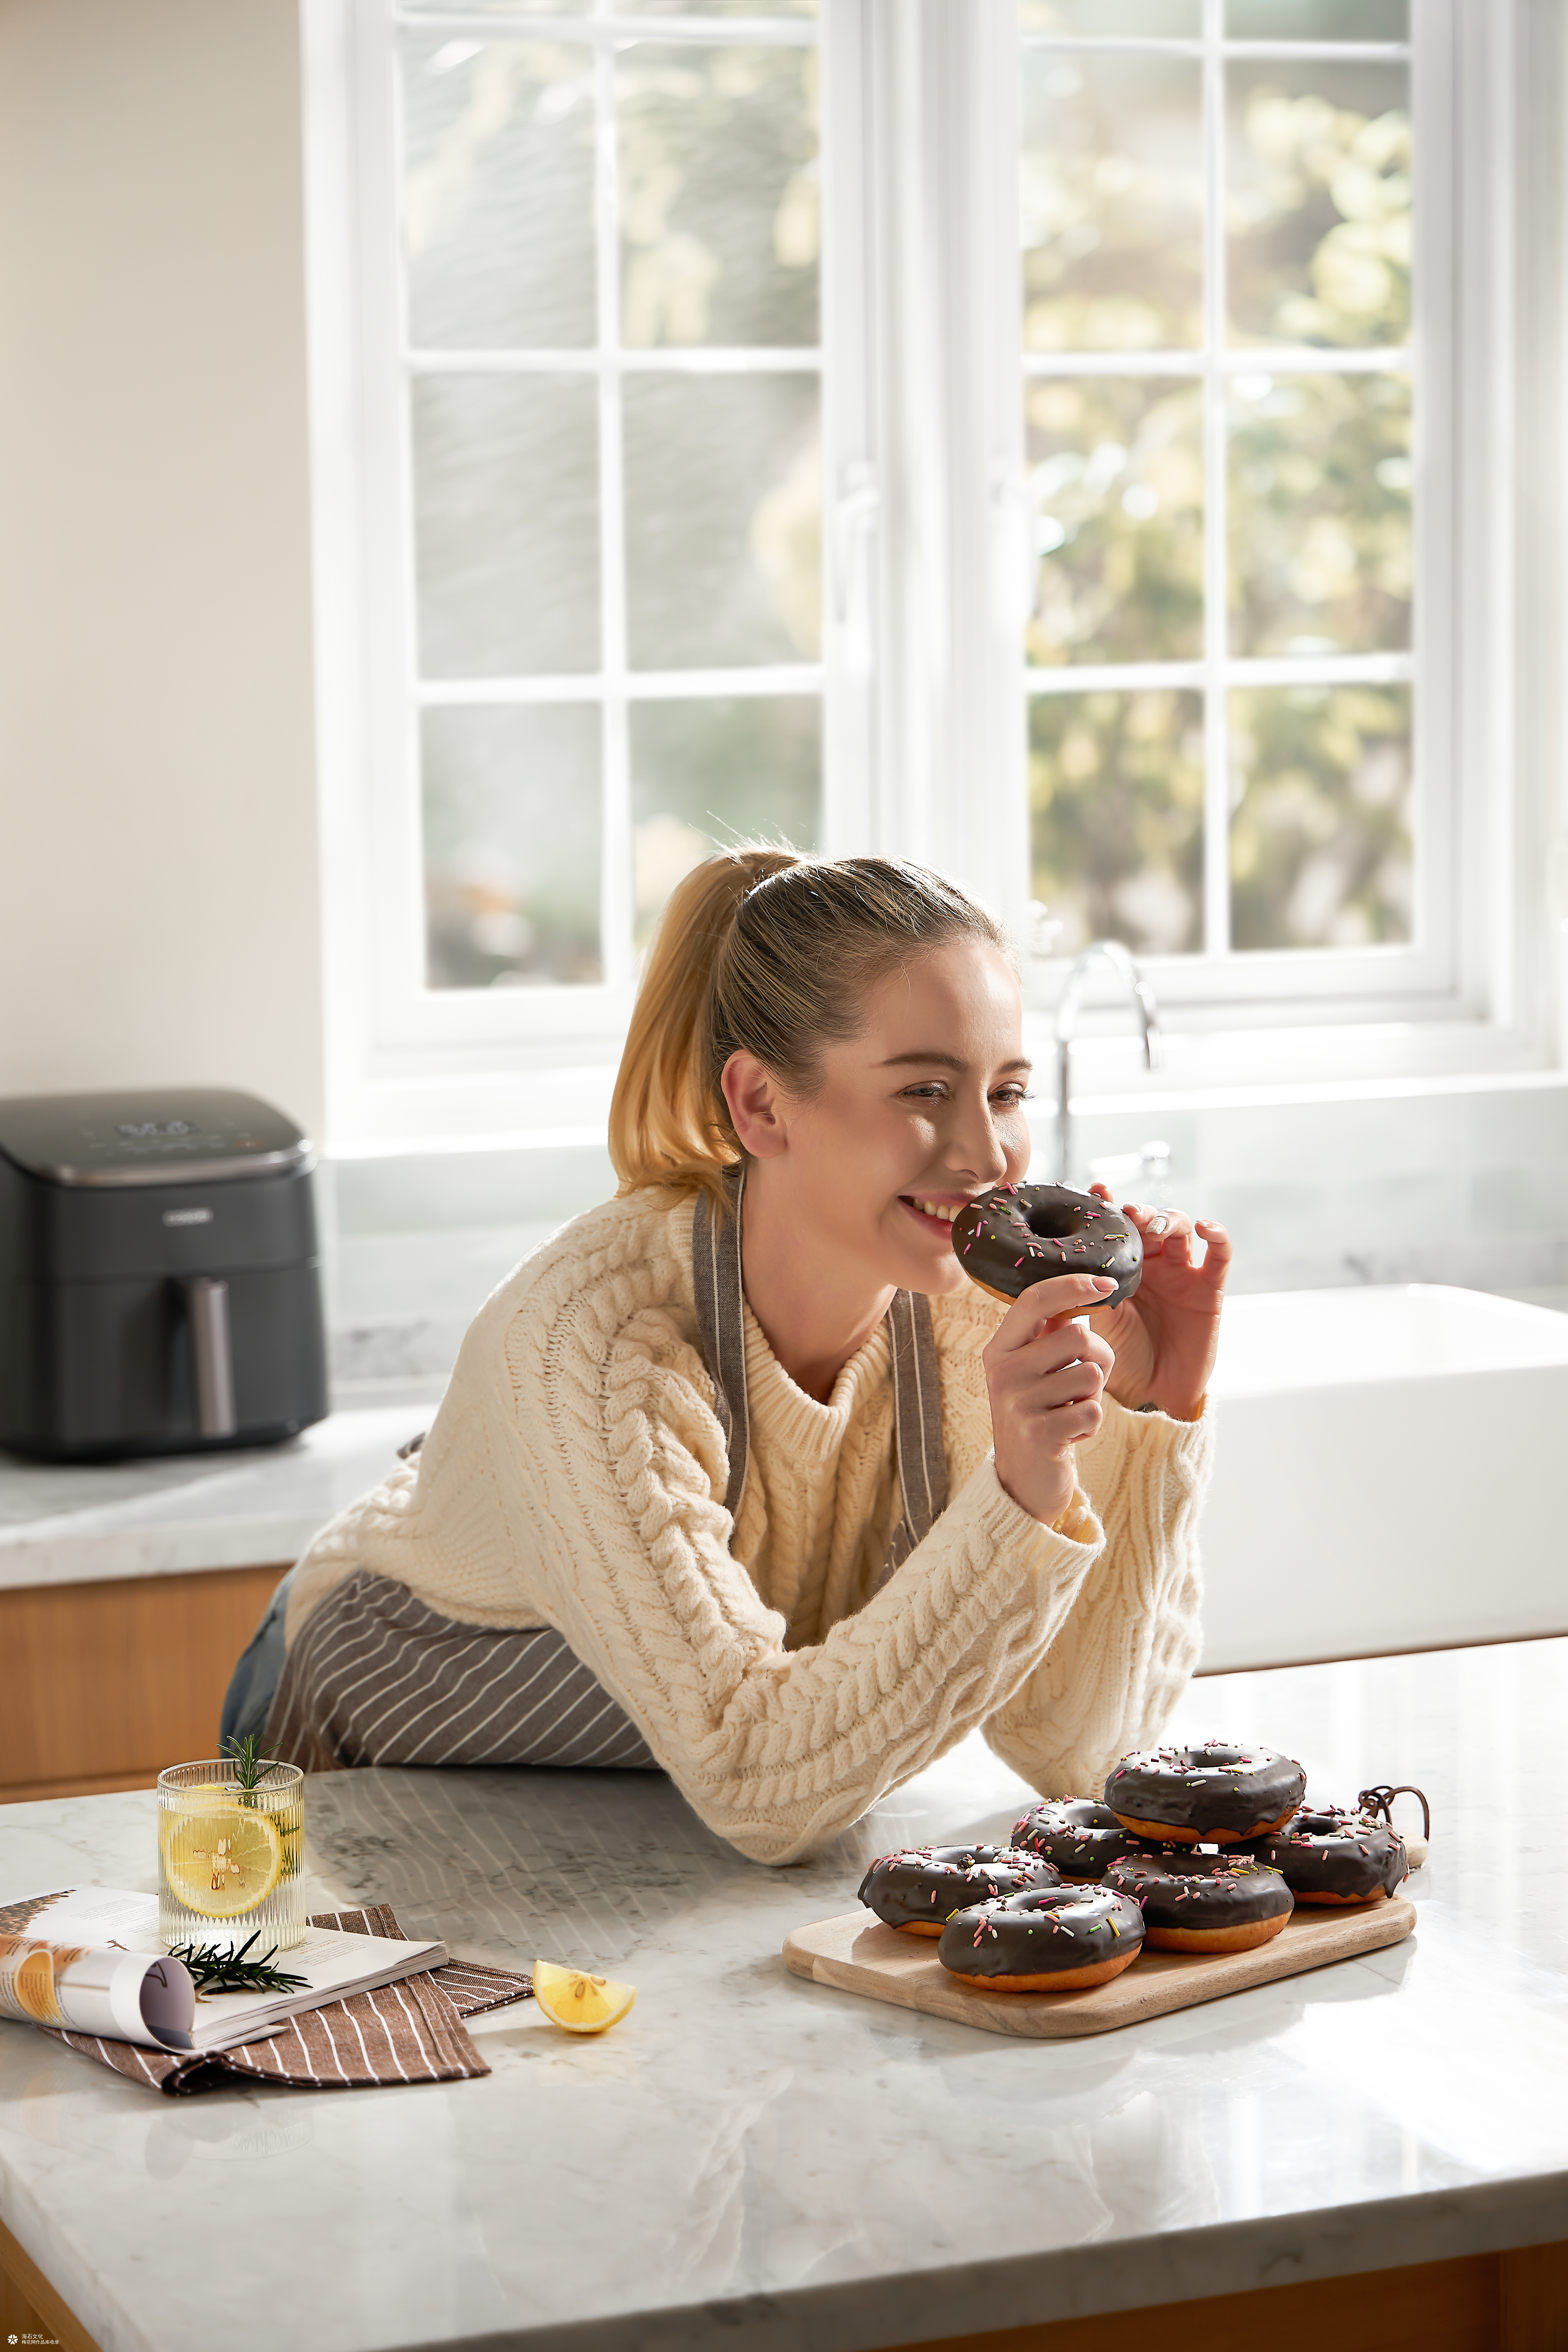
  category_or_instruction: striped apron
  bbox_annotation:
[264,1174,948,1776]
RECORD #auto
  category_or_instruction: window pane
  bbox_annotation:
[1022,54,1203,353]
[413,375,599,676]
[1230,684,1412,950]
[1022,2,1199,28]
[400,39,596,350]
[1226,1,1406,36]
[624,374,819,667]
[1029,691,1204,955]
[1026,378,1203,665]
[423,705,603,987]
[618,46,818,349]
[1227,62,1410,348]
[630,697,820,947]
[1229,370,1410,656]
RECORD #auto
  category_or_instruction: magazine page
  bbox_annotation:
[0,1889,448,2055]
[0,1924,195,2050]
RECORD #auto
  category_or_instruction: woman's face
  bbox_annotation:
[735,937,1034,1296]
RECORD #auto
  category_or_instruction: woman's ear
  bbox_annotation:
[722,1051,790,1159]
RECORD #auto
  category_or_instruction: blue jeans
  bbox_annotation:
[220,1566,297,1747]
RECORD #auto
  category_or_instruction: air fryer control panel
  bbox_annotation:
[0,1088,309,1188]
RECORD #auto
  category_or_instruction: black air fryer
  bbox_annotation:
[0,1088,328,1460]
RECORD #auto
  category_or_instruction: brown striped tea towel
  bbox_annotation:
[42,1905,532,2096]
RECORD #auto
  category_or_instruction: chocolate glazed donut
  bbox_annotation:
[952,1184,1142,1311]
[1105,1853,1294,1953]
[937,1885,1146,1992]
[1252,1808,1408,1906]
[857,1846,1060,1937]
[1011,1799,1168,1883]
[1106,1742,1307,1845]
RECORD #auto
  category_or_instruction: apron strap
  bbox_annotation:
[877,1287,949,1587]
[691,1167,751,1523]
[691,1166,949,1582]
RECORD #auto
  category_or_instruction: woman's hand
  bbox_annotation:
[1087,1189,1231,1421]
[984,1273,1118,1527]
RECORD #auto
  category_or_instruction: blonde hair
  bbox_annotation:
[609,847,1010,1203]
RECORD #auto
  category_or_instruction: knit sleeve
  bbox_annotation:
[493,1251,1110,1865]
[980,1398,1213,1800]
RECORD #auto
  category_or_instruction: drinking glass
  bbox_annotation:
[157,1759,306,1952]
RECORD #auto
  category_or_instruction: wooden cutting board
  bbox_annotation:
[782,1897,1417,2040]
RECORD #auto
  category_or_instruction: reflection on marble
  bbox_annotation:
[2,1643,1568,2352]
[0,1406,428,1588]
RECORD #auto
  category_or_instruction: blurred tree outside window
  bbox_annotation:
[379,0,1430,1006]
[397,7,823,991]
[1023,1,1414,961]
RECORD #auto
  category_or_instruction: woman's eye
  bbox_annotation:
[992,1086,1030,1108]
[901,1083,948,1101]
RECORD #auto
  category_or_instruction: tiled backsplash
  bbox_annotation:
[322,1080,1568,1403]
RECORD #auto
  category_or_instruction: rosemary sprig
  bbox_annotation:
[220,1732,274,1795]
[166,1932,310,1999]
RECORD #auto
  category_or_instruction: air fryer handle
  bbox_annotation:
[184,1276,237,1438]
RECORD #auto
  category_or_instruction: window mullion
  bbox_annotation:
[1202,0,1231,962]
[594,21,633,992]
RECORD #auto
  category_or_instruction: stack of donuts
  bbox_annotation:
[857,1741,1419,1996]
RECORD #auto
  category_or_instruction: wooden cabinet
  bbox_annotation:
[0,1564,287,1801]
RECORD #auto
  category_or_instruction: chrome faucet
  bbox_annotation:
[1054,940,1163,1186]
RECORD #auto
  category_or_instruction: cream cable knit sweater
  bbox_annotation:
[285,1190,1212,1863]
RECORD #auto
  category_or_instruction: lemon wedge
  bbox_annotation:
[533,1959,637,2035]
[162,1804,283,1918]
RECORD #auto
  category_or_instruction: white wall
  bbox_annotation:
[0,0,324,1139]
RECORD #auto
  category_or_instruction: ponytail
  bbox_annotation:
[610,847,799,1202]
[608,846,1010,1204]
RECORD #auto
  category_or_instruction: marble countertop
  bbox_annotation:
[0,1408,428,1589]
[3,1640,1568,2352]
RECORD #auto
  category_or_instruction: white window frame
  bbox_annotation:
[303,0,1568,1152]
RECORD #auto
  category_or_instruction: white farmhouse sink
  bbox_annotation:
[1198,1285,1568,1670]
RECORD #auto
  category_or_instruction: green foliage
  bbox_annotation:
[220,1733,274,1797]
[1030,691,1204,955]
[1230,372,1410,655]
[1024,40,1414,957]
[168,1933,309,2000]
[1026,379,1203,666]
[1228,66,1411,348]
[1230,683,1411,949]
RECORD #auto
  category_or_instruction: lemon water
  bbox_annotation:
[157,1761,306,1951]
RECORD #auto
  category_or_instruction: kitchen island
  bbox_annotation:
[1,1637,1566,2352]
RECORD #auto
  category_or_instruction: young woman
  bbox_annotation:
[226,850,1229,1865]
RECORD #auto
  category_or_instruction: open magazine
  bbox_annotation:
[0,1888,447,2055]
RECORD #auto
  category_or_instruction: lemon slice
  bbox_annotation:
[163,1804,283,1918]
[533,1959,637,2035]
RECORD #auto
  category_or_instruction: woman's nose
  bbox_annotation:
[948,1101,1011,1186]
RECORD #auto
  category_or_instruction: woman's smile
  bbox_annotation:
[899,1192,982,1238]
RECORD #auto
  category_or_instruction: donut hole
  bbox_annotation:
[1022,1195,1107,1241]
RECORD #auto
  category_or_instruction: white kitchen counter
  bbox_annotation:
[0,1408,427,1589]
[1,1639,1566,2352]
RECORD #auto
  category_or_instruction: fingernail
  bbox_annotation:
[1149,1215,1169,1234]
[1092,1277,1117,1292]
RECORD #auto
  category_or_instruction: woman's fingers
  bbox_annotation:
[988,1322,1113,1408]
[991,1273,1117,1354]
[1122,1200,1208,1269]
[1194,1218,1234,1277]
